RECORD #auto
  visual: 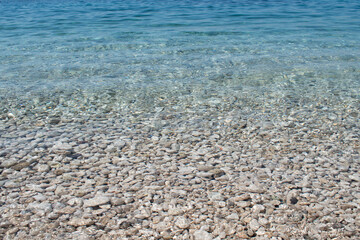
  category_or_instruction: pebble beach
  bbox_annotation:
[1,0,360,239]
[0,82,359,239]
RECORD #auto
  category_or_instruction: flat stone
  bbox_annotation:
[36,164,50,173]
[1,159,17,168]
[236,201,251,208]
[193,229,213,240]
[111,197,126,206]
[68,217,94,227]
[237,231,249,239]
[252,204,266,214]
[68,198,83,206]
[197,165,215,172]
[234,194,251,201]
[209,169,226,178]
[114,140,126,149]
[249,219,260,231]
[83,196,110,208]
[51,142,74,154]
[57,206,76,214]
[226,213,239,221]
[4,181,20,188]
[208,192,224,201]
[175,216,190,229]
[349,174,360,182]
[178,166,196,175]
[247,184,265,193]
[27,202,52,214]
[33,194,47,201]
[48,118,61,125]
[170,189,187,197]
[12,161,30,171]
[168,207,184,216]
[196,172,215,178]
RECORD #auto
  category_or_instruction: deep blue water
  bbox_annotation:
[0,0,359,108]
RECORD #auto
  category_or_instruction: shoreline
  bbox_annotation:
[0,91,359,239]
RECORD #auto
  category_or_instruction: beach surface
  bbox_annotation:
[0,0,359,239]
[0,86,359,239]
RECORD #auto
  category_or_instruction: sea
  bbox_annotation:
[0,0,359,121]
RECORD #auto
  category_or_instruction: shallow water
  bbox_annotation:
[0,0,359,120]
[0,2,359,239]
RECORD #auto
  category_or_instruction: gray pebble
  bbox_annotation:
[83,196,110,208]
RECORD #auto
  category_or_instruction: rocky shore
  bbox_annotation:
[0,86,359,239]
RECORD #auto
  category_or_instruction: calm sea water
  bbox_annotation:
[0,0,359,113]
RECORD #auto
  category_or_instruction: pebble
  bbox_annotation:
[175,216,190,229]
[226,213,239,221]
[110,197,126,206]
[197,165,215,171]
[83,196,110,208]
[36,164,50,173]
[236,201,251,208]
[193,229,213,240]
[209,192,224,201]
[4,181,20,188]
[68,198,83,206]
[349,174,360,182]
[252,204,265,214]
[12,161,31,171]
[1,159,17,168]
[0,89,359,239]
[27,202,52,214]
[249,219,260,231]
[68,218,94,227]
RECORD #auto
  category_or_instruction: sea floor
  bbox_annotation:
[0,83,359,239]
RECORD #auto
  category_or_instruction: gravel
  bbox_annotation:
[0,85,359,239]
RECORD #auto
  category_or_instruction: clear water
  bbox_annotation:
[0,0,359,117]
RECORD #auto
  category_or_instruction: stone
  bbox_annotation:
[51,142,73,154]
[175,216,190,229]
[196,172,215,178]
[233,194,251,201]
[68,198,83,206]
[237,231,249,239]
[1,159,17,168]
[249,219,260,231]
[33,194,47,201]
[27,202,52,214]
[111,197,126,206]
[193,229,213,240]
[286,190,299,206]
[56,206,76,214]
[252,204,266,214]
[83,196,110,208]
[4,181,20,188]
[161,230,173,240]
[236,201,251,208]
[247,184,265,193]
[168,207,184,216]
[36,164,50,173]
[349,174,360,182]
[114,140,126,149]
[226,213,239,221]
[68,217,94,227]
[12,161,30,171]
[209,192,224,201]
[170,189,187,197]
[54,169,65,176]
[209,169,226,178]
[197,165,215,171]
[48,118,61,125]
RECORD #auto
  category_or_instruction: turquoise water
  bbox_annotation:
[0,0,359,117]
